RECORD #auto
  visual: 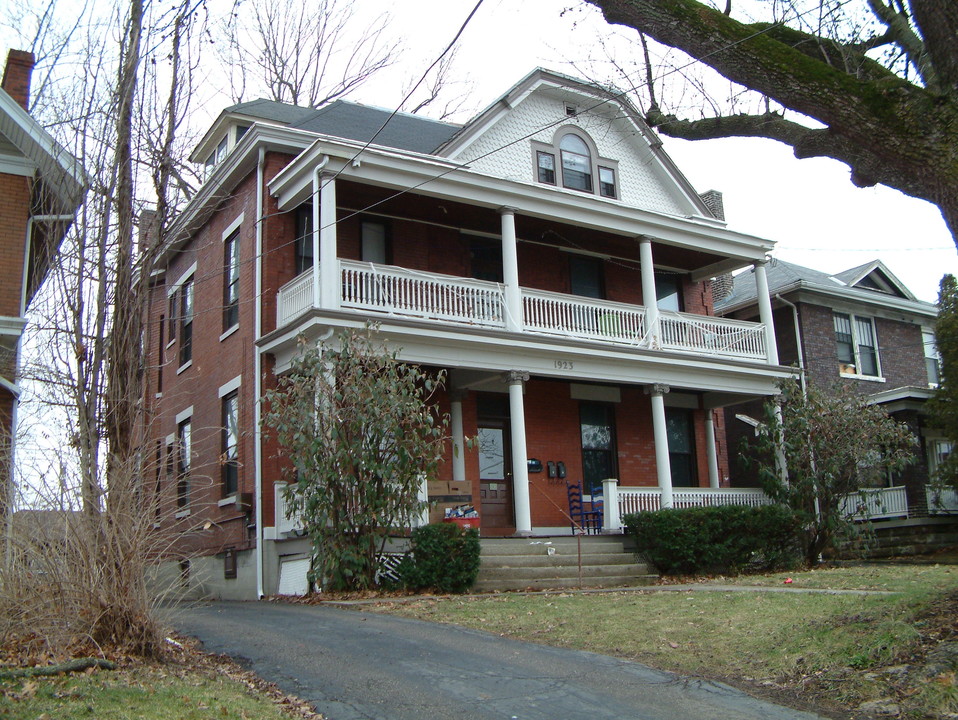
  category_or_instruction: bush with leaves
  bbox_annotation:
[624,504,801,575]
[397,523,481,593]
[929,274,958,492]
[264,327,448,591]
[745,379,917,565]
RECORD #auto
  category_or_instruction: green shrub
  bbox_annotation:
[398,523,481,593]
[624,504,801,575]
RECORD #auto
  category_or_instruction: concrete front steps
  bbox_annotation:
[474,535,657,592]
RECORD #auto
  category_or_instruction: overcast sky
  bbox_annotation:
[6,0,955,302]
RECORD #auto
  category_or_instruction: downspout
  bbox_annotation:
[254,148,266,598]
[775,294,806,394]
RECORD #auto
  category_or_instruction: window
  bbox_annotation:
[157,315,164,394]
[569,256,604,299]
[167,293,177,341]
[222,392,239,496]
[176,419,191,508]
[537,151,556,184]
[834,312,880,377]
[560,134,593,192]
[295,205,314,275]
[924,328,941,386]
[598,167,617,198]
[179,278,194,366]
[580,403,617,496]
[223,230,240,330]
[655,273,682,312]
[666,408,696,488]
[361,221,388,264]
[468,236,503,283]
[929,439,953,479]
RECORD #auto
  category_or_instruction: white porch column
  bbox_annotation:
[506,371,532,535]
[602,478,621,532]
[646,384,673,509]
[753,260,779,365]
[500,207,522,332]
[415,474,430,528]
[705,410,720,489]
[449,390,467,484]
[319,172,340,310]
[638,236,659,347]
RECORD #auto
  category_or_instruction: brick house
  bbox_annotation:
[715,257,947,518]
[0,50,84,519]
[144,68,793,598]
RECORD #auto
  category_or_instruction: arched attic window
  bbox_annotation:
[534,127,618,199]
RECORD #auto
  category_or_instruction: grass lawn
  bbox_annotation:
[0,661,306,720]
[373,563,958,718]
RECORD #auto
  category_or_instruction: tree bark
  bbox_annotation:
[585,0,958,245]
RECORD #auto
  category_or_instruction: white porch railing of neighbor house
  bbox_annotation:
[342,261,506,327]
[600,484,772,531]
[276,262,770,362]
[840,486,909,521]
[659,311,768,360]
[926,485,958,515]
[522,289,647,344]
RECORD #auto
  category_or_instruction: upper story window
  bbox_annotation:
[533,129,619,199]
[223,230,240,330]
[179,278,194,367]
[655,273,683,312]
[560,134,593,192]
[295,205,314,275]
[569,255,604,299]
[177,417,192,508]
[834,312,880,378]
[924,328,941,386]
[361,221,388,264]
[222,391,239,496]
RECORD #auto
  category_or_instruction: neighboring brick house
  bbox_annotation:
[0,50,84,519]
[715,258,944,516]
[144,68,793,598]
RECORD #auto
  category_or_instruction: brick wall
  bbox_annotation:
[1,49,34,109]
[0,173,30,318]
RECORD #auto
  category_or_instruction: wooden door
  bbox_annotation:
[477,425,514,534]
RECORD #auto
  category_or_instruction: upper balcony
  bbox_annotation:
[277,260,770,363]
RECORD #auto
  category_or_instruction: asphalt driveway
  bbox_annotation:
[174,601,829,720]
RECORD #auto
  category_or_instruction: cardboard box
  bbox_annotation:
[447,480,471,495]
[427,480,449,496]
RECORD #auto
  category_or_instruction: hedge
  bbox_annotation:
[397,523,481,593]
[624,504,801,574]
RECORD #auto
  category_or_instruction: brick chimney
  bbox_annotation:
[698,189,725,221]
[2,49,35,110]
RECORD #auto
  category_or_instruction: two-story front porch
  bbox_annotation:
[258,140,794,537]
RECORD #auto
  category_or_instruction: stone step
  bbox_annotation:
[481,552,639,569]
[478,563,652,581]
[479,537,626,556]
[472,574,658,593]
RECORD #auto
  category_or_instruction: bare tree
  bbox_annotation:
[583,0,958,245]
[219,0,398,108]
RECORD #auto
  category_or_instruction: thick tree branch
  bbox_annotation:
[866,0,938,89]
[908,0,958,95]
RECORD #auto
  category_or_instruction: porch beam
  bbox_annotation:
[319,172,339,310]
[646,383,673,508]
[638,236,659,347]
[505,370,532,535]
[449,390,467,484]
[705,410,720,489]
[753,260,778,365]
[500,207,521,332]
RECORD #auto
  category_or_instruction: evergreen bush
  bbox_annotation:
[398,523,481,593]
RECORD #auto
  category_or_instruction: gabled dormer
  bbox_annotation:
[830,260,916,300]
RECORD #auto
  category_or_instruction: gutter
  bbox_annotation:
[254,148,265,598]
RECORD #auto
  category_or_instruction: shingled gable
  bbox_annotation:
[435,68,716,220]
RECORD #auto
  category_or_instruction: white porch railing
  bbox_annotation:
[659,311,767,360]
[926,485,958,515]
[840,486,909,521]
[277,271,315,327]
[602,483,772,531]
[275,262,770,362]
[523,289,647,345]
[342,261,505,327]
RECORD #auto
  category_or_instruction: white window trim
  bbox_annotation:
[222,212,244,242]
[531,127,620,199]
[175,406,194,425]
[219,325,240,342]
[176,359,192,375]
[218,375,242,398]
[170,262,197,295]
[836,313,884,381]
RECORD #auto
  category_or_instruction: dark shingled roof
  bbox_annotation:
[225,98,461,155]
